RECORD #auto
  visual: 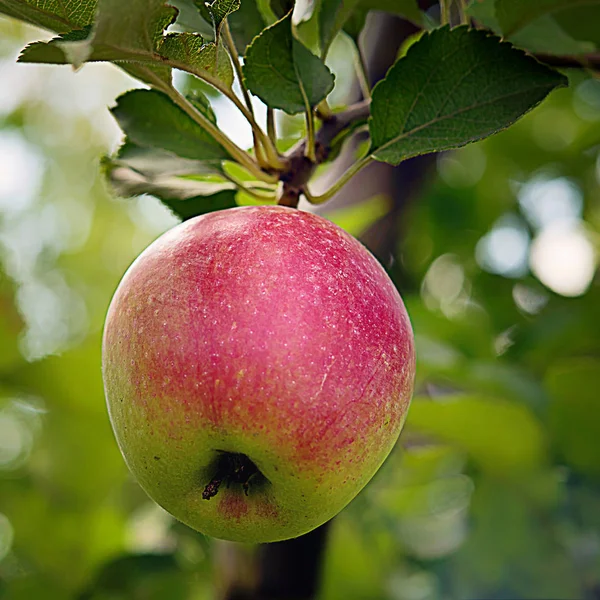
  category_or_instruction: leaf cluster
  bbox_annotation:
[0,0,580,219]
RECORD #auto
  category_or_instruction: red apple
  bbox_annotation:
[103,205,415,542]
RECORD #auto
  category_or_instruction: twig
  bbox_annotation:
[219,171,278,202]
[354,43,371,100]
[440,0,449,25]
[305,109,316,162]
[221,21,283,169]
[457,0,468,25]
[277,100,371,207]
[306,155,373,204]
[534,52,600,71]
[267,108,277,147]
[166,90,277,184]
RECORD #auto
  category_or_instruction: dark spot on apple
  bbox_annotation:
[154,456,160,460]
[202,451,267,500]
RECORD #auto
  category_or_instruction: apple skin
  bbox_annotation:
[103,205,415,543]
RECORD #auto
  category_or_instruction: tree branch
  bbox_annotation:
[534,52,600,71]
[277,100,371,207]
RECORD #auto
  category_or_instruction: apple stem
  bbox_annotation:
[202,477,223,500]
[202,452,260,500]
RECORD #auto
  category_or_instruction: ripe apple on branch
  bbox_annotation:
[0,0,582,547]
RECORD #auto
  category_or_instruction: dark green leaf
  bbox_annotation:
[0,0,96,33]
[111,89,229,163]
[169,0,214,36]
[467,0,594,55]
[369,26,568,166]
[159,33,234,89]
[319,0,421,52]
[270,0,293,18]
[342,9,366,43]
[495,0,600,37]
[547,360,600,479]
[243,12,335,113]
[553,5,600,47]
[228,0,266,53]
[158,189,238,221]
[319,0,360,56]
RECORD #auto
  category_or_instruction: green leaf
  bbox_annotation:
[0,0,96,33]
[109,166,237,221]
[111,90,230,163]
[270,0,293,18]
[159,33,234,90]
[319,0,360,56]
[169,0,214,36]
[109,162,234,199]
[407,395,546,474]
[18,0,177,88]
[19,27,91,63]
[113,141,221,173]
[107,143,237,220]
[16,1,238,92]
[228,0,266,52]
[495,0,600,37]
[324,194,392,238]
[89,0,177,61]
[206,0,240,38]
[157,189,238,221]
[243,12,335,114]
[546,360,600,479]
[553,5,600,47]
[319,0,421,56]
[369,26,568,166]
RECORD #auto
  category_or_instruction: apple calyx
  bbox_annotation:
[202,451,262,500]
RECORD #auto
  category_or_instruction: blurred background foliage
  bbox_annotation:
[1,6,600,600]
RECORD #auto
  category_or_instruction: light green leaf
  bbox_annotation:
[324,194,392,238]
[206,0,240,38]
[90,0,176,59]
[495,0,600,37]
[17,1,238,92]
[108,163,237,221]
[0,0,96,33]
[243,11,335,113]
[109,163,235,200]
[369,26,567,166]
[111,89,230,163]
[407,395,546,474]
[18,0,176,87]
[159,33,234,90]
[112,142,223,176]
[107,140,238,221]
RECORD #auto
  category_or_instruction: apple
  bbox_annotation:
[103,205,415,543]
